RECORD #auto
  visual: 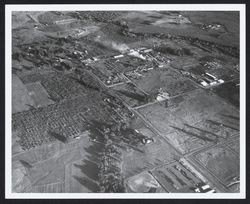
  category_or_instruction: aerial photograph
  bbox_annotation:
[11,10,240,194]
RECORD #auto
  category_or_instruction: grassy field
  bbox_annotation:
[122,116,180,179]
[183,11,239,47]
[12,133,96,193]
[163,131,211,155]
[139,89,238,134]
[12,74,34,113]
[126,171,165,193]
[25,82,54,108]
[128,68,197,97]
[194,146,239,186]
[212,79,239,108]
[126,11,239,47]
[226,138,240,154]
[64,158,98,193]
[137,88,239,154]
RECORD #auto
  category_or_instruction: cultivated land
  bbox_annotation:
[11,10,240,193]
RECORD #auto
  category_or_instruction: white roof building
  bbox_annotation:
[200,81,208,87]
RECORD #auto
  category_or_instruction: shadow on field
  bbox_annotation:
[74,160,99,181]
[73,175,99,192]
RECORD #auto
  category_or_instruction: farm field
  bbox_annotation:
[151,159,208,193]
[12,133,96,193]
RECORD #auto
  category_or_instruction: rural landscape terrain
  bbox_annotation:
[12,11,240,193]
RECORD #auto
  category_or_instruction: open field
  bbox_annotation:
[226,138,240,154]
[193,146,239,187]
[183,11,239,47]
[126,67,197,97]
[126,171,166,193]
[120,115,180,178]
[137,88,239,154]
[25,82,54,108]
[12,74,34,113]
[12,133,95,193]
[122,135,179,179]
[125,11,239,47]
[211,79,239,108]
[138,88,238,135]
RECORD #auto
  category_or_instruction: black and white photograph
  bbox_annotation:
[5,4,246,199]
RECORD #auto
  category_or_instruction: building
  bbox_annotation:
[113,54,124,59]
[194,184,215,193]
[200,80,208,87]
[205,72,217,80]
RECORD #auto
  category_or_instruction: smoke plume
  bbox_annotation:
[94,36,129,53]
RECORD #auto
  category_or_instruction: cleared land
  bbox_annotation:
[137,89,239,154]
[193,146,239,187]
[211,79,239,108]
[138,89,238,134]
[25,82,54,108]
[126,67,197,97]
[12,133,96,193]
[226,138,240,154]
[126,171,166,193]
[12,74,34,113]
[122,116,180,178]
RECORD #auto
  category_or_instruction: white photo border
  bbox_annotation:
[5,4,246,199]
